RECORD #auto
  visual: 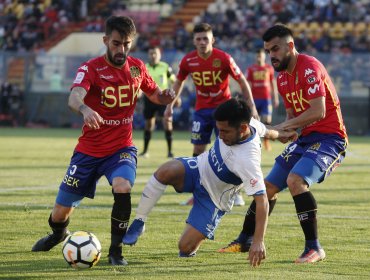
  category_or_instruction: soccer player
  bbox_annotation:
[167,23,258,206]
[31,16,175,266]
[122,98,297,267]
[139,46,176,158]
[246,49,279,151]
[218,24,348,263]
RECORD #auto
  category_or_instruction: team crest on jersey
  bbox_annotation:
[307,75,317,84]
[130,66,140,78]
[250,178,258,188]
[119,152,132,163]
[212,59,221,68]
[309,142,321,151]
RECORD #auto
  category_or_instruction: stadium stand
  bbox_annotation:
[0,0,369,133]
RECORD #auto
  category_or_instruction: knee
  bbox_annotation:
[52,205,71,222]
[154,160,183,185]
[112,177,132,193]
[265,180,279,200]
[154,167,170,183]
[286,173,307,196]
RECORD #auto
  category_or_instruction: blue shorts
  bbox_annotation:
[254,99,272,118]
[56,147,137,207]
[266,133,347,190]
[177,157,226,240]
[191,108,218,145]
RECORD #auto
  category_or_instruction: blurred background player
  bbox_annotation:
[246,49,279,151]
[165,23,258,206]
[218,24,347,264]
[139,46,176,158]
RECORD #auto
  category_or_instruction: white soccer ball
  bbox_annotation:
[62,231,102,268]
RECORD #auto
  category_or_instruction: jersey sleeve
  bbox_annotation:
[176,56,189,81]
[302,60,326,100]
[250,117,267,137]
[246,67,252,82]
[234,151,265,196]
[226,55,243,81]
[70,63,94,92]
[140,62,158,95]
[268,65,274,82]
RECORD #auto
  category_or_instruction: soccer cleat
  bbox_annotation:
[32,230,70,252]
[179,251,196,257]
[139,152,149,158]
[122,219,145,245]
[233,193,245,206]
[108,246,128,266]
[179,196,194,206]
[217,237,252,253]
[295,247,326,263]
[167,152,174,158]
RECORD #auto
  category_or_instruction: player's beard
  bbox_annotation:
[223,134,241,146]
[107,49,127,67]
[271,54,291,72]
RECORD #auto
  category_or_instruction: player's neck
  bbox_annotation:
[239,125,251,142]
[198,49,212,60]
[286,51,299,74]
[104,54,124,69]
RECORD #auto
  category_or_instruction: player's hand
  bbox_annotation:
[158,88,176,105]
[80,105,104,130]
[277,129,298,143]
[248,241,266,267]
[164,104,173,122]
[252,108,260,121]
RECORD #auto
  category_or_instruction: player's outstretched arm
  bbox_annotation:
[264,125,298,143]
[248,194,268,267]
[164,79,184,120]
[275,97,325,131]
[237,75,259,120]
[146,87,176,106]
[68,87,104,130]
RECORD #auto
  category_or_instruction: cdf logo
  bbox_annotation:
[250,178,258,187]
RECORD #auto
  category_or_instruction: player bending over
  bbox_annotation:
[123,98,297,267]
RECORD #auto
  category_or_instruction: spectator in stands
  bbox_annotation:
[0,81,12,115]
[8,83,24,127]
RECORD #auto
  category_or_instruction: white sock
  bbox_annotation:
[135,175,167,222]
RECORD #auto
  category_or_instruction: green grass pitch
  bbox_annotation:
[0,128,369,279]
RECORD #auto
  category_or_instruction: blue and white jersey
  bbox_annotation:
[197,118,267,212]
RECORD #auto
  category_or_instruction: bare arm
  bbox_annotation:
[264,124,298,143]
[145,86,175,105]
[276,96,325,130]
[237,75,259,119]
[68,87,104,130]
[248,194,268,267]
[271,78,279,108]
[164,78,185,120]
